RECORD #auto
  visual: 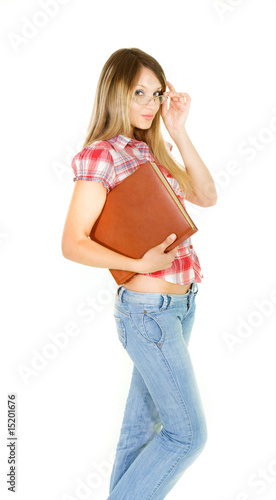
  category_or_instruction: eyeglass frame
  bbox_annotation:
[132,93,169,106]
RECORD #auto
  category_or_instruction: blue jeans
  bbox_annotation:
[108,282,208,499]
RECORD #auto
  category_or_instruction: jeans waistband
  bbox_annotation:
[116,282,198,308]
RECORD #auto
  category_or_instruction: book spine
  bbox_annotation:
[150,162,197,229]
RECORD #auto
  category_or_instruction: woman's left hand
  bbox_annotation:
[161,81,191,139]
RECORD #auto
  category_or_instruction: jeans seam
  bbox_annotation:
[156,350,194,447]
[148,444,205,499]
[147,454,187,500]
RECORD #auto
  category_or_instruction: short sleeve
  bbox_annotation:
[71,144,115,193]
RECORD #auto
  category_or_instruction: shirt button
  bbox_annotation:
[190,244,193,249]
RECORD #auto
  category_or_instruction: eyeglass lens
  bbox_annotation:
[134,95,167,105]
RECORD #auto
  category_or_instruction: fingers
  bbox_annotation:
[159,234,177,253]
[166,81,176,92]
[164,82,190,103]
[160,233,176,248]
[164,92,190,103]
[167,233,176,243]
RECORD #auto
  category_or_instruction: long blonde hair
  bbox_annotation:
[82,48,194,195]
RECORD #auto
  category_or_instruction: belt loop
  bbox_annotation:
[160,294,170,310]
[117,285,125,302]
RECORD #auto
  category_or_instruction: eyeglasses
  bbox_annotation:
[132,93,168,106]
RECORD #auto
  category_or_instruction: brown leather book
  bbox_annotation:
[89,161,198,285]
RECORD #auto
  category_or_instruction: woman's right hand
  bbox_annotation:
[137,234,179,274]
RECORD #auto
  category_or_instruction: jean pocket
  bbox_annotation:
[114,315,127,349]
[142,312,165,347]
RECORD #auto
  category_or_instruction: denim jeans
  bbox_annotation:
[108,282,208,500]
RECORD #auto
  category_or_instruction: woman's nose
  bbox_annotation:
[144,98,158,110]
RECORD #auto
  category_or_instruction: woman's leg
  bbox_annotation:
[108,283,208,499]
[109,364,161,493]
[109,284,197,494]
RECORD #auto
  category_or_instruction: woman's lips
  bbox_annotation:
[141,115,153,121]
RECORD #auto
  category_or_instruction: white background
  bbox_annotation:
[1,0,276,499]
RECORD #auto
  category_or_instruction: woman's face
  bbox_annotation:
[128,66,163,138]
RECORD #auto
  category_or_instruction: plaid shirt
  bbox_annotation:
[71,134,204,285]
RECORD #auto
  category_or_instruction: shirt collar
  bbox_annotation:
[106,135,145,151]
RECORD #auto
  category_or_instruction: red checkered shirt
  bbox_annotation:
[71,134,204,285]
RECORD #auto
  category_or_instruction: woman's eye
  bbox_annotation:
[135,90,144,95]
[153,91,161,96]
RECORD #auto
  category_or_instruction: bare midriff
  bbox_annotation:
[123,274,193,295]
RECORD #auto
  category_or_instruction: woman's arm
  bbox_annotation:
[173,128,218,207]
[61,180,179,273]
[61,180,141,271]
[161,83,217,207]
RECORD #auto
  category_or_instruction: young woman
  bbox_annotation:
[62,48,217,499]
